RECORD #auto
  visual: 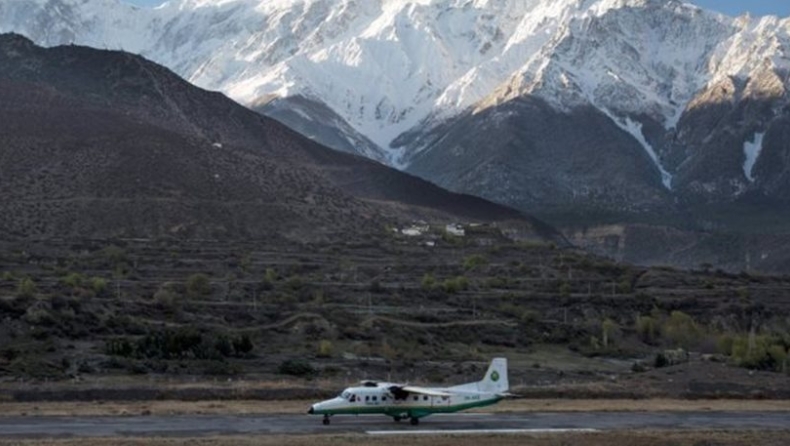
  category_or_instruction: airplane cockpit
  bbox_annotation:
[340,390,358,402]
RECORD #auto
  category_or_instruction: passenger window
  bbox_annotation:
[365,396,369,401]
[350,395,356,402]
[382,396,387,401]
[423,396,429,401]
[413,396,418,401]
[372,396,377,401]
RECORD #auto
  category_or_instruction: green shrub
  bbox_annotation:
[442,276,469,294]
[264,268,278,283]
[716,334,735,355]
[214,335,234,357]
[662,311,701,349]
[101,245,127,265]
[767,345,788,372]
[278,359,315,376]
[239,254,252,273]
[520,310,539,324]
[317,340,333,358]
[617,276,633,293]
[286,275,303,291]
[17,277,36,298]
[232,334,254,356]
[636,315,658,344]
[108,330,253,361]
[90,277,108,294]
[497,302,516,317]
[602,318,618,348]
[485,276,508,289]
[731,334,788,371]
[154,286,180,314]
[421,273,436,290]
[185,274,211,299]
[61,272,84,289]
[105,338,135,357]
[463,255,488,271]
[589,335,601,351]
[559,281,571,297]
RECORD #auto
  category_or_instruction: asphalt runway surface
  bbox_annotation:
[1,412,789,438]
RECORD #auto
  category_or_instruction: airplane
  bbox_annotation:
[308,358,509,425]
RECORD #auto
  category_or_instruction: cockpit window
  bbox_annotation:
[341,391,351,400]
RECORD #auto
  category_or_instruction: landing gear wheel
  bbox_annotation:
[410,417,419,426]
[322,415,330,425]
[393,416,402,422]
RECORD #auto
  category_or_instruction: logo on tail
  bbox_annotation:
[480,358,508,394]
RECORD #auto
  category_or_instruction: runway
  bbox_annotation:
[1,411,789,438]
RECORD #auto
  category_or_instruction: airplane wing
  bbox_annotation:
[360,380,403,388]
[390,385,452,397]
[360,381,453,397]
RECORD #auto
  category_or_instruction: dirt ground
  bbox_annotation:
[2,399,790,417]
[1,430,789,446]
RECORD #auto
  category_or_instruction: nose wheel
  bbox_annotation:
[322,415,331,425]
[410,417,419,425]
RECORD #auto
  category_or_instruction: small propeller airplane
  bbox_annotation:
[308,357,509,425]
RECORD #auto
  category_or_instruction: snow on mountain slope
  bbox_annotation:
[1,0,789,168]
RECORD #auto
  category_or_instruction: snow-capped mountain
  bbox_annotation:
[2,0,789,214]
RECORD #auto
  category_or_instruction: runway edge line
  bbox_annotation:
[366,428,600,435]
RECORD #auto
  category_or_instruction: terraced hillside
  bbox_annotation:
[1,228,789,397]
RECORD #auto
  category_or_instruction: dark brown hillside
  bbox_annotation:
[0,34,560,242]
[0,77,380,240]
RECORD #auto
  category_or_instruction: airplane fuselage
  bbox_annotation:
[308,357,509,425]
[309,386,502,419]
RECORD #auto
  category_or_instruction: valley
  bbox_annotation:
[0,2,788,440]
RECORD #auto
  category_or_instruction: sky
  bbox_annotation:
[124,0,790,17]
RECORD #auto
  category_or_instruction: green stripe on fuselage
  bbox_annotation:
[312,396,502,418]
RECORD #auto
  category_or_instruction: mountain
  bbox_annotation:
[406,1,790,215]
[4,0,790,270]
[3,0,788,205]
[0,33,558,243]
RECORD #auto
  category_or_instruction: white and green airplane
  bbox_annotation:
[308,358,509,425]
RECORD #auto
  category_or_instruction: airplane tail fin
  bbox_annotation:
[478,357,508,394]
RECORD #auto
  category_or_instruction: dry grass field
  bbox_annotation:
[2,399,789,417]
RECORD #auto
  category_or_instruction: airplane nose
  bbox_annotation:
[308,406,314,414]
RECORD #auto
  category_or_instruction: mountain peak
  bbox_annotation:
[2,0,788,167]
